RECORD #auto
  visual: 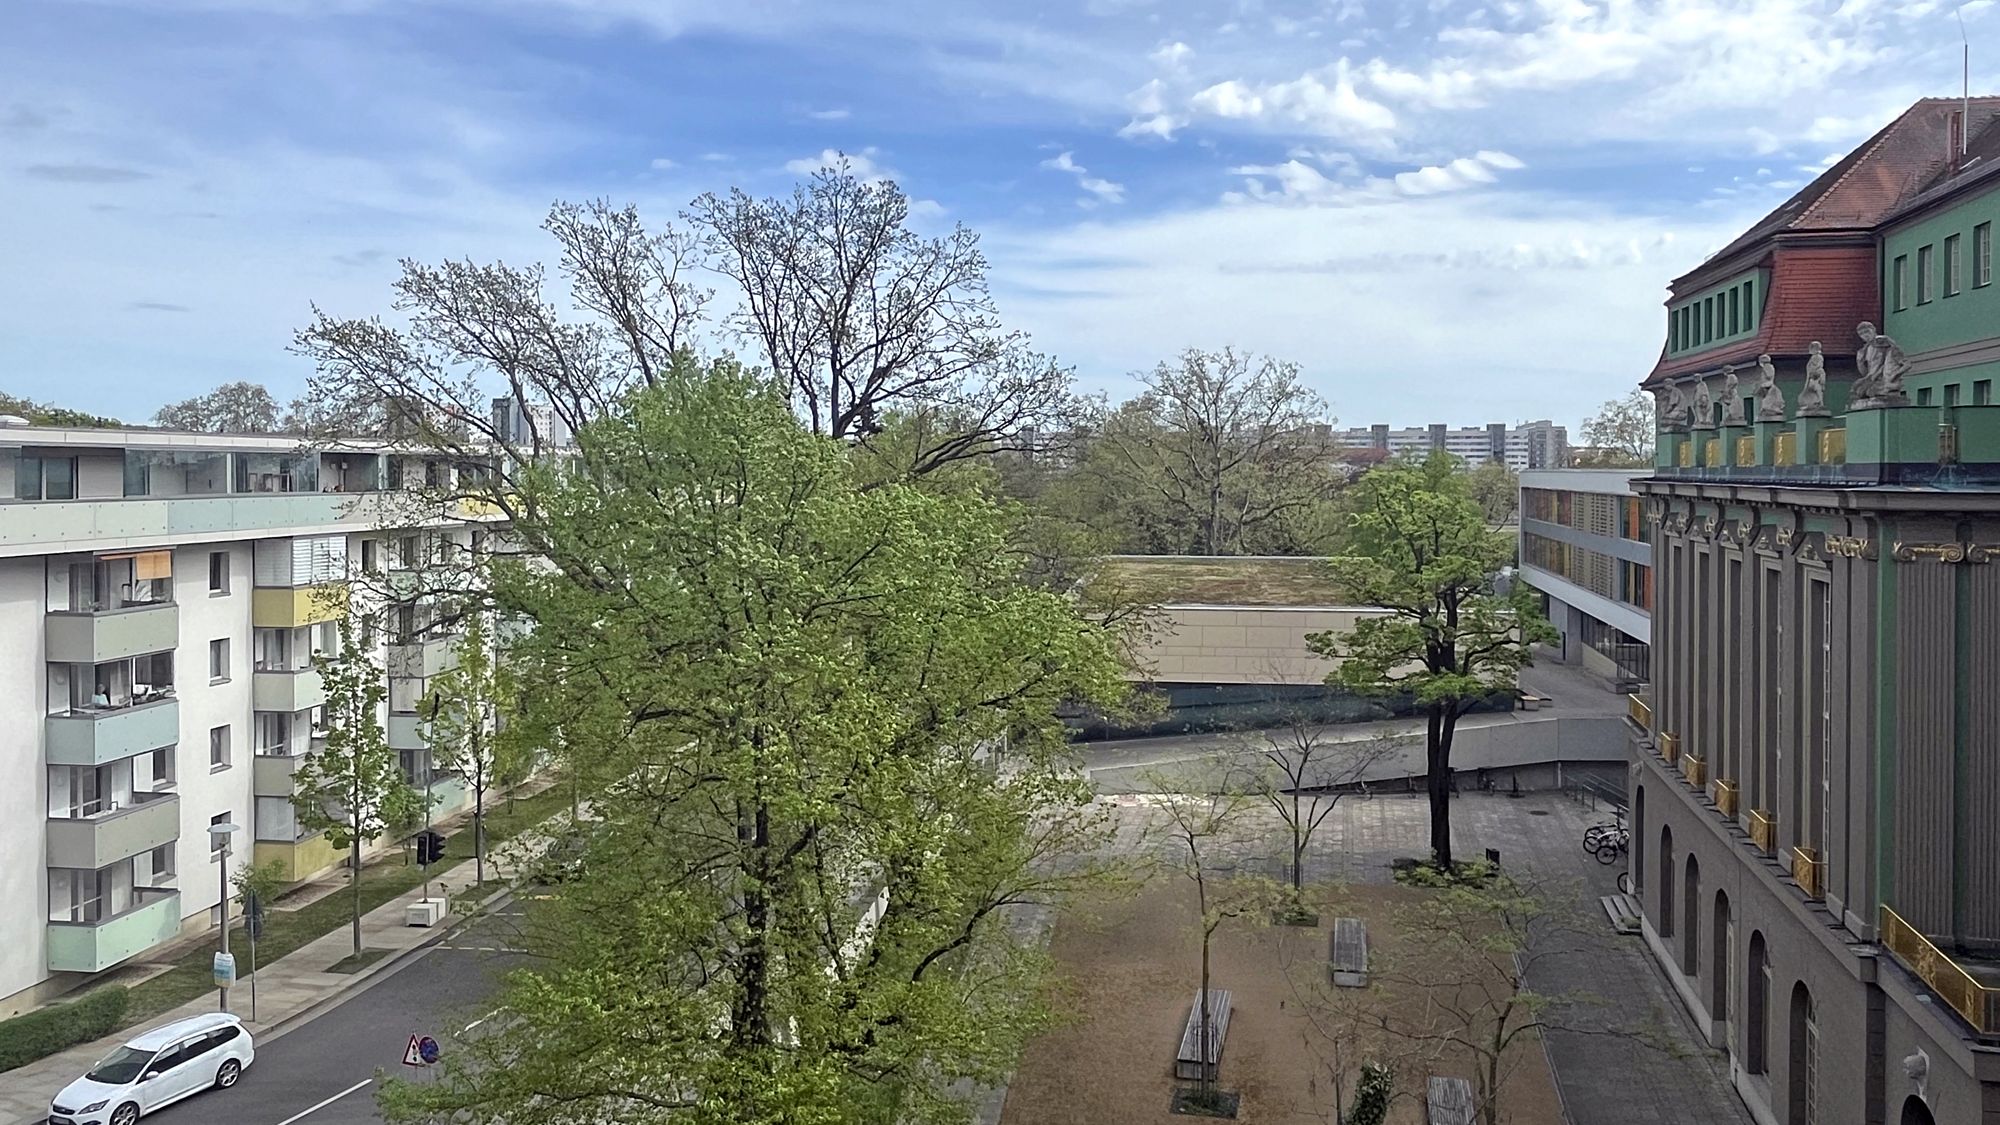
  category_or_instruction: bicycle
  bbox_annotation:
[1582,819,1625,853]
[1590,825,1630,864]
[1616,870,1635,895]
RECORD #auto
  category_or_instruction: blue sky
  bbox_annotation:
[3,0,1994,430]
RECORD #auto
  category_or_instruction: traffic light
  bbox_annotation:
[416,830,446,866]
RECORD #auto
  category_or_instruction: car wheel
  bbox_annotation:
[111,1103,140,1125]
[216,1059,242,1088]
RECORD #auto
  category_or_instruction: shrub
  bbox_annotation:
[0,987,130,1072]
[1345,1062,1392,1125]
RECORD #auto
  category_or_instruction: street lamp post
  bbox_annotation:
[208,821,240,1013]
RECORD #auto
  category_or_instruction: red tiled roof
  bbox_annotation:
[1674,98,2000,293]
[1645,247,1876,386]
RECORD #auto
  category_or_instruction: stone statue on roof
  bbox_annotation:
[1721,364,1746,426]
[1796,341,1831,417]
[1692,376,1716,429]
[1755,354,1787,422]
[1851,321,1911,408]
[1661,381,1691,431]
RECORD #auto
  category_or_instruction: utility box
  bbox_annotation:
[405,898,447,927]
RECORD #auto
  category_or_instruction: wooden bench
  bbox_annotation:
[1174,988,1232,1081]
[1426,1076,1477,1125]
[1599,892,1642,935]
[1329,917,1369,987]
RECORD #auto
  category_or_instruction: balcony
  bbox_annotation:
[1881,905,2000,1037]
[388,636,458,680]
[0,493,386,555]
[1626,693,1653,733]
[45,604,178,664]
[47,888,181,973]
[1791,846,1826,899]
[1712,778,1739,819]
[388,713,429,751]
[1681,751,1707,788]
[46,792,180,870]
[253,835,339,884]
[254,752,304,798]
[252,666,325,712]
[251,583,348,629]
[1658,731,1681,766]
[1749,808,1778,854]
[45,699,180,767]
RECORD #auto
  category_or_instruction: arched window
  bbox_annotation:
[1659,825,1675,936]
[1711,890,1731,1019]
[1790,981,1818,1124]
[1682,854,1701,976]
[1633,786,1646,888]
[1747,931,1769,1074]
[1899,1096,1936,1125]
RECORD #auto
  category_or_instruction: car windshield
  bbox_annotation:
[85,1046,155,1084]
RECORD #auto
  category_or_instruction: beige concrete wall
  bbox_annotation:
[1132,604,1385,684]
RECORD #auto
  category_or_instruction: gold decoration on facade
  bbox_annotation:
[1823,534,1875,559]
[1678,441,1694,468]
[1819,427,1847,463]
[1658,731,1681,766]
[1775,431,1798,466]
[1704,438,1722,467]
[1881,905,2000,1035]
[1627,693,1652,732]
[1749,808,1778,854]
[1775,526,1795,547]
[1736,435,1756,465]
[1712,778,1739,818]
[1894,542,1973,563]
[1791,846,1826,899]
[1681,752,1707,788]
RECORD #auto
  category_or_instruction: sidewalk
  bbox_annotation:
[0,822,560,1124]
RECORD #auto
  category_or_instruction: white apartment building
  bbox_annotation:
[0,422,494,1014]
[1333,419,1569,470]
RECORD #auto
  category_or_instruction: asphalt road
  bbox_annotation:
[142,899,534,1125]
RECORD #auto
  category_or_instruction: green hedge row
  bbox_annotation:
[0,987,129,1073]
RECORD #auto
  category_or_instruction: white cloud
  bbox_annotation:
[1119,112,1183,140]
[806,107,851,120]
[1150,41,1193,68]
[699,152,730,162]
[648,156,677,170]
[1040,149,1126,205]
[1186,61,1396,144]
[784,147,895,182]
[1229,150,1525,205]
[908,198,948,218]
[1131,77,1166,116]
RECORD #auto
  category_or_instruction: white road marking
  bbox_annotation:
[274,1077,372,1125]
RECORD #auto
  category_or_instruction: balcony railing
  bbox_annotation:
[1626,693,1653,732]
[1681,752,1707,788]
[1881,905,2000,1036]
[1658,732,1681,766]
[1712,778,1739,819]
[1748,808,1778,854]
[1790,846,1825,899]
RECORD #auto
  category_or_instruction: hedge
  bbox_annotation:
[0,987,129,1073]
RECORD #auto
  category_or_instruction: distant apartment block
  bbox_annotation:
[0,420,502,1014]
[1332,419,1568,470]
[1517,469,1651,688]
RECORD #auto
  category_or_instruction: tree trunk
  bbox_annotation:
[1198,926,1213,1097]
[1427,703,1454,870]
[1291,792,1306,894]
[474,787,485,887]
[350,835,363,956]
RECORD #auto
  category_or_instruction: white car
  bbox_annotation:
[48,1012,254,1125]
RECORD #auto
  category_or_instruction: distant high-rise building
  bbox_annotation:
[1331,420,1568,470]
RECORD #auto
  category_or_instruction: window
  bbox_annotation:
[1978,222,1993,286]
[361,538,379,573]
[208,726,231,771]
[149,746,175,789]
[1791,983,1819,1125]
[1946,383,1961,407]
[208,638,230,683]
[396,535,419,569]
[147,842,176,883]
[14,455,78,501]
[1946,233,1963,296]
[1917,244,1934,304]
[1704,298,1715,342]
[1742,278,1756,327]
[1918,386,1934,406]
[1977,379,1993,405]
[1893,254,1909,310]
[360,612,380,651]
[1728,287,1740,335]
[208,551,229,594]
[209,811,231,858]
[386,457,405,489]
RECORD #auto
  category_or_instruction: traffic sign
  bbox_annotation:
[404,1034,442,1067]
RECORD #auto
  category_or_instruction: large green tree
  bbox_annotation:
[420,608,519,887]
[372,362,1129,1125]
[1307,452,1553,870]
[294,614,425,955]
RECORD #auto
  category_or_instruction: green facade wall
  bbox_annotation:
[1883,182,2000,354]
[1666,268,1768,358]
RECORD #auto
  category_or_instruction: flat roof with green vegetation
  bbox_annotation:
[1095,554,1347,606]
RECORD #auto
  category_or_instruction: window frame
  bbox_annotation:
[1945,232,1963,296]
[207,551,229,594]
[208,726,231,772]
[1917,243,1934,304]
[208,638,230,684]
[209,811,231,858]
[1893,254,1909,310]
[1978,222,1994,287]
